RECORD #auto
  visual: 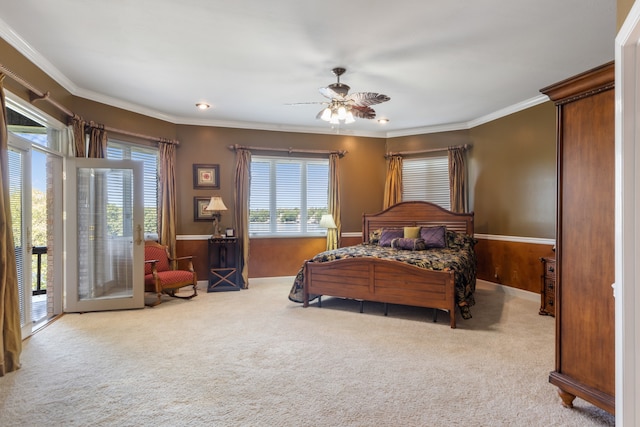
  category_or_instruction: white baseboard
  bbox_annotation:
[249,276,295,285]
[476,279,539,302]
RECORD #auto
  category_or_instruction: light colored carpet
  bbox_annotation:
[1,278,615,426]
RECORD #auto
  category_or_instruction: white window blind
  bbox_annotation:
[402,156,450,210]
[250,155,329,236]
[8,148,26,326]
[106,142,159,236]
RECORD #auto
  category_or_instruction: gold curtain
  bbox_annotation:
[0,73,22,376]
[234,149,251,289]
[383,155,403,209]
[87,125,107,159]
[448,146,467,213]
[327,153,341,250]
[158,141,177,257]
[70,115,86,157]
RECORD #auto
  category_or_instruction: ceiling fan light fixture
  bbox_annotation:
[196,102,210,110]
[305,67,391,126]
[321,107,332,121]
[378,118,389,124]
[337,105,347,120]
[345,111,355,124]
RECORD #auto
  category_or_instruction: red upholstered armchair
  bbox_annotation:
[144,241,198,306]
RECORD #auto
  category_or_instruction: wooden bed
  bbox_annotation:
[302,201,475,328]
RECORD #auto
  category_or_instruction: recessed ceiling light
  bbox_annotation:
[378,118,389,124]
[195,102,210,110]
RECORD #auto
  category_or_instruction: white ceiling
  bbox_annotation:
[0,0,616,138]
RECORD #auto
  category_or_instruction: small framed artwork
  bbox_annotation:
[193,164,220,189]
[225,228,235,237]
[194,197,215,222]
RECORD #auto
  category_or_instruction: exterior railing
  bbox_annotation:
[32,246,47,295]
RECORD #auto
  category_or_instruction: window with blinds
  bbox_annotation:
[7,148,26,326]
[402,156,450,210]
[106,142,159,237]
[250,155,329,236]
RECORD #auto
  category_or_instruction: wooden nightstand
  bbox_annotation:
[539,257,555,316]
[208,237,240,292]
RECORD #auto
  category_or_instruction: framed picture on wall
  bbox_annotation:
[193,164,220,189]
[194,197,215,221]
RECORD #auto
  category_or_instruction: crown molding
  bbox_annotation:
[0,16,79,95]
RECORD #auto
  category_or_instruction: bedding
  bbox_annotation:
[288,229,477,320]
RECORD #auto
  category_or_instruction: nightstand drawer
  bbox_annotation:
[543,259,556,278]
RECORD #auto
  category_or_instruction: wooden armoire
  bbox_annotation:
[540,61,615,414]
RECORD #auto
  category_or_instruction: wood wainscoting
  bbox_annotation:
[175,238,210,280]
[178,233,552,294]
[475,236,555,294]
[176,235,349,280]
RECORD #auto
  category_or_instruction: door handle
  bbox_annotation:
[135,224,143,246]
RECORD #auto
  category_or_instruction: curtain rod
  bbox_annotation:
[385,143,470,158]
[228,144,347,157]
[0,63,179,146]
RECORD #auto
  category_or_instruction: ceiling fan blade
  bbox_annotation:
[351,105,377,119]
[319,86,343,100]
[346,92,390,107]
[285,101,327,106]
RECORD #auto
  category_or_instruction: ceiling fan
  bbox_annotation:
[297,67,390,124]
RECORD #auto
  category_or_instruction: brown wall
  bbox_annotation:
[618,0,634,30]
[385,102,557,239]
[469,102,557,238]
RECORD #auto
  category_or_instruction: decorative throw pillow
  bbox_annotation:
[391,237,426,251]
[404,226,421,239]
[420,226,447,248]
[379,228,404,247]
[368,228,383,245]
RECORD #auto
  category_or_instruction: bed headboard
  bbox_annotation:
[362,201,474,243]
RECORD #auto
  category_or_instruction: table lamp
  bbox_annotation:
[205,196,228,237]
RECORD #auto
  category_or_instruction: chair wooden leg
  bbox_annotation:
[167,284,198,300]
[145,293,162,307]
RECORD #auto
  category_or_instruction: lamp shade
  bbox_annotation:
[319,214,337,229]
[205,196,227,211]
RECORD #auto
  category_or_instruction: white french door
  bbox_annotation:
[64,158,145,312]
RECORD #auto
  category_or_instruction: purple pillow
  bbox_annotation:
[379,229,403,247]
[420,226,446,248]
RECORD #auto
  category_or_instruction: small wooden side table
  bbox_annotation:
[208,237,240,292]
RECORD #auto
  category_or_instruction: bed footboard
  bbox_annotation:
[303,257,458,328]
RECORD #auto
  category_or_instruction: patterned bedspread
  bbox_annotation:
[288,234,477,319]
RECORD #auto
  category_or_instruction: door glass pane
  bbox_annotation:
[31,150,48,323]
[77,167,134,301]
